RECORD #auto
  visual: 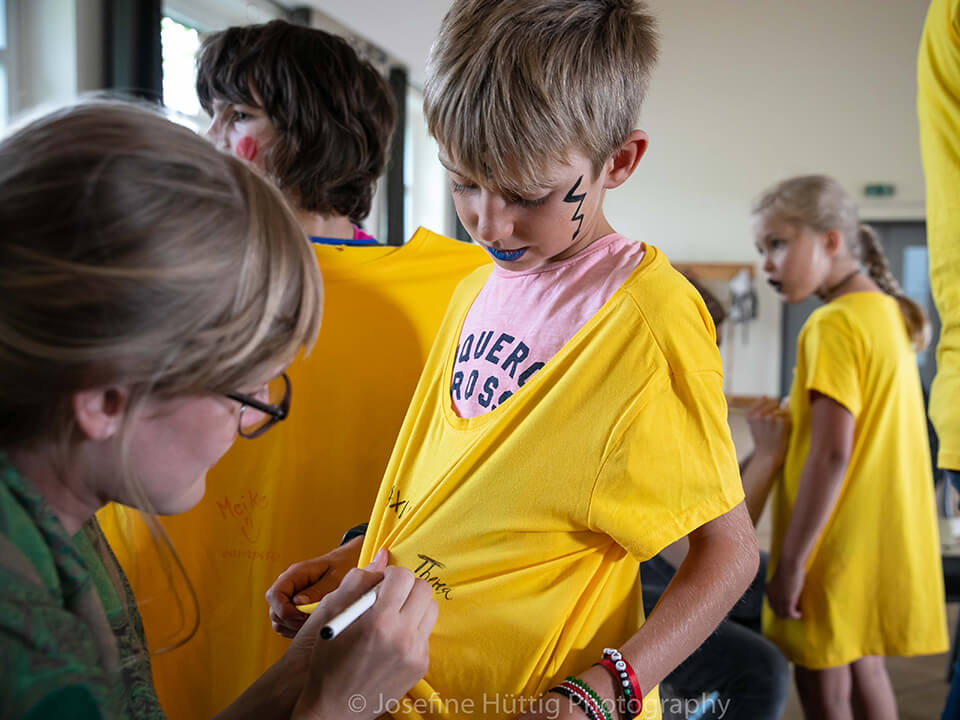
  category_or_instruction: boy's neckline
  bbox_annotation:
[491,233,634,278]
[442,243,662,429]
[824,290,894,304]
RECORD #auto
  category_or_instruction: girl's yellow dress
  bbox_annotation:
[764,292,948,668]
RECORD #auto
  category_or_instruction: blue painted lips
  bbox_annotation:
[488,247,527,261]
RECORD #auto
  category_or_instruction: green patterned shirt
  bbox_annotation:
[0,454,164,719]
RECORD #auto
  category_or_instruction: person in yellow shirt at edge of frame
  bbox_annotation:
[917,0,960,714]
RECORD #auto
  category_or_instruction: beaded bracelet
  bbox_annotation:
[549,682,602,720]
[597,648,643,719]
[596,660,641,719]
[564,677,613,720]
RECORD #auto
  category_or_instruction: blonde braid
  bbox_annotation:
[858,224,931,351]
[858,225,902,296]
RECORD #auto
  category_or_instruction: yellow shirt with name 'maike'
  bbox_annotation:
[763,293,947,668]
[99,228,489,720]
[359,244,744,720]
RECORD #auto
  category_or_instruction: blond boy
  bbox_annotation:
[270,3,757,718]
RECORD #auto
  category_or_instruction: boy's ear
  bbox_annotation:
[603,129,649,189]
[72,387,130,441]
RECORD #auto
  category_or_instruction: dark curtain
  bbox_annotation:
[386,65,406,247]
[104,0,163,101]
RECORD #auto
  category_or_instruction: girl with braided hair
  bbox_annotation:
[752,174,946,720]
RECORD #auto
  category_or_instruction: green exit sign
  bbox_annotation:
[864,183,896,197]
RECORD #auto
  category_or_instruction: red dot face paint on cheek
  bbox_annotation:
[235,136,258,162]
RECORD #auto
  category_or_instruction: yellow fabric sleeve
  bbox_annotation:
[799,314,863,417]
[589,369,744,561]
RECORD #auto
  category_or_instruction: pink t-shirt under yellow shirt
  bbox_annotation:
[452,233,645,418]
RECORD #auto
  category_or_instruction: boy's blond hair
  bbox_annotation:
[424,0,658,197]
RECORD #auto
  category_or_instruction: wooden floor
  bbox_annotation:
[725,413,956,719]
[776,602,955,719]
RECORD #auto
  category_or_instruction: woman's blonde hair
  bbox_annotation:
[0,100,322,648]
[423,0,658,197]
[752,174,930,351]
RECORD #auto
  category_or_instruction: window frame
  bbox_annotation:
[0,0,16,128]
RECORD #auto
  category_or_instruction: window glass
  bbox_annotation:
[161,16,204,131]
[903,245,931,366]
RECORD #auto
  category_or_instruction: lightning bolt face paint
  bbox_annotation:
[563,175,586,241]
[235,136,258,162]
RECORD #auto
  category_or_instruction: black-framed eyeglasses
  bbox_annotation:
[225,373,291,439]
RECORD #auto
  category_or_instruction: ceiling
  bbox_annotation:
[284,0,453,86]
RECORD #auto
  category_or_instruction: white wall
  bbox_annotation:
[605,0,930,394]
[297,0,449,86]
[11,0,104,113]
[405,84,453,240]
[164,0,281,32]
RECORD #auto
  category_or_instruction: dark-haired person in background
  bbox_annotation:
[199,20,392,244]
[99,19,487,719]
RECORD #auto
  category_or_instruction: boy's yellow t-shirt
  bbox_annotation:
[763,293,947,668]
[98,228,489,720]
[359,244,744,720]
[919,0,960,470]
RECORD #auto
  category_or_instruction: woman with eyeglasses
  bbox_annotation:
[0,101,437,719]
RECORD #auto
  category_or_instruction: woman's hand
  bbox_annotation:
[746,397,790,467]
[766,559,805,619]
[266,535,364,638]
[290,551,438,720]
